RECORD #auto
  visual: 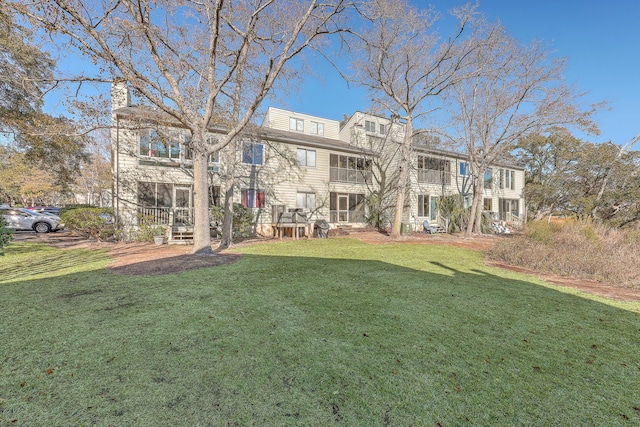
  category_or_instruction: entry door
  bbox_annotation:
[430,196,438,221]
[174,186,192,225]
[338,194,349,222]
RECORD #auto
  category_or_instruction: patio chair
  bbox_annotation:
[423,219,438,234]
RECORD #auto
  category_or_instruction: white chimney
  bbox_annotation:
[111,79,130,111]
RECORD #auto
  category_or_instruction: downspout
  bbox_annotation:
[114,115,120,230]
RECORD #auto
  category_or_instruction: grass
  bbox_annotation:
[1,237,640,426]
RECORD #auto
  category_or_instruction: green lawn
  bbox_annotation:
[1,238,639,426]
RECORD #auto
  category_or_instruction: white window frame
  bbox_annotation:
[310,121,324,136]
[296,192,316,210]
[296,148,316,167]
[460,161,470,176]
[242,141,264,165]
[364,120,376,133]
[289,117,304,132]
[418,194,429,217]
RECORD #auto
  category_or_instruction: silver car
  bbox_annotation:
[0,206,65,233]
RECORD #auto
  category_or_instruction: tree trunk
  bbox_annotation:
[390,118,413,238]
[465,175,483,236]
[192,149,213,255]
[218,142,237,250]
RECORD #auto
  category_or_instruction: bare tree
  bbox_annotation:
[447,25,599,236]
[351,0,481,237]
[72,129,112,206]
[11,0,351,254]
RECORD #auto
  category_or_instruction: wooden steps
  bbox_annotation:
[169,226,194,244]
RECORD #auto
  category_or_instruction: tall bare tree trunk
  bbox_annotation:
[390,118,413,238]
[218,141,237,250]
[192,148,213,254]
[465,177,483,236]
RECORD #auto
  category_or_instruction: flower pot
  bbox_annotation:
[154,235,165,245]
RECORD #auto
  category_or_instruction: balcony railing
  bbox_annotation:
[417,170,452,185]
[329,167,371,184]
[133,206,193,226]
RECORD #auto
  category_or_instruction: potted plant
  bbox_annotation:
[153,226,166,245]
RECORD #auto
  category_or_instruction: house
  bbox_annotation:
[110,82,525,241]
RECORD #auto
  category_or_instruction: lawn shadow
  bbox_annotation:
[2,250,640,425]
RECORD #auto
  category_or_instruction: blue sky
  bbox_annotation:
[42,1,639,148]
[275,0,640,148]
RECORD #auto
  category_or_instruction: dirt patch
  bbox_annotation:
[346,229,498,251]
[14,231,241,276]
[484,260,640,302]
[15,230,640,301]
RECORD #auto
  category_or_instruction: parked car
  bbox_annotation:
[0,206,65,233]
[28,206,61,216]
[27,209,62,221]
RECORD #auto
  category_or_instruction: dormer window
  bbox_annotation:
[364,120,376,133]
[310,121,324,136]
[289,117,304,132]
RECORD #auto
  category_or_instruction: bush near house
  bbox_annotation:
[60,207,115,240]
[0,215,13,255]
[210,203,254,238]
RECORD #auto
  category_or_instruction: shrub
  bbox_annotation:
[488,220,640,288]
[437,195,469,233]
[59,204,94,215]
[61,207,115,240]
[0,215,13,255]
[210,204,255,238]
[135,214,166,242]
[526,221,554,244]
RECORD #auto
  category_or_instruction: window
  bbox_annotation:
[379,123,386,135]
[329,192,365,223]
[460,161,469,176]
[483,198,493,211]
[418,194,429,217]
[138,182,173,207]
[417,156,451,185]
[364,120,376,133]
[289,117,304,132]
[140,129,180,159]
[329,154,371,183]
[241,189,265,208]
[209,185,221,207]
[242,141,264,165]
[296,148,316,167]
[297,192,316,210]
[499,169,514,189]
[484,168,493,189]
[310,121,324,136]
[501,169,515,190]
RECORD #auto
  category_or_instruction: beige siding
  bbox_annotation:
[263,107,340,140]
[113,101,526,234]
